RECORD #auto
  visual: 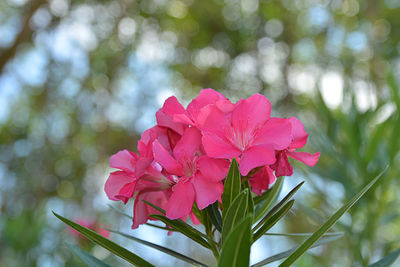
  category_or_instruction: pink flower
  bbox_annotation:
[157,89,235,129]
[153,127,229,219]
[248,166,276,196]
[198,94,292,176]
[271,117,320,177]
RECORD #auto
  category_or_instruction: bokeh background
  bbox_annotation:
[1,0,400,266]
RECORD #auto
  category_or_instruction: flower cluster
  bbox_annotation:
[105,89,320,228]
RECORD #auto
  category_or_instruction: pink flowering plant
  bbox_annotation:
[54,90,385,267]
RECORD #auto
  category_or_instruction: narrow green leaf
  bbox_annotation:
[254,177,283,222]
[107,229,208,267]
[222,190,249,242]
[222,158,241,219]
[253,200,294,242]
[66,242,111,267]
[145,222,176,232]
[251,234,343,267]
[149,214,214,250]
[279,168,387,267]
[263,232,343,238]
[244,180,255,216]
[368,248,400,267]
[142,200,166,214]
[53,212,154,267]
[206,201,222,233]
[108,204,133,219]
[254,181,304,231]
[218,216,252,267]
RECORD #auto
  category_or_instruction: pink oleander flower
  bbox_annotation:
[271,117,320,177]
[153,127,229,219]
[156,89,235,129]
[197,93,292,176]
[248,166,276,196]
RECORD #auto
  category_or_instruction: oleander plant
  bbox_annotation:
[54,90,398,267]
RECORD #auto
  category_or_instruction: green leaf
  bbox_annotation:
[244,180,255,215]
[107,229,208,267]
[279,168,387,267]
[149,214,213,250]
[53,212,154,267]
[368,248,400,267]
[222,190,249,242]
[145,222,176,232]
[253,199,294,242]
[206,201,222,233]
[108,204,132,219]
[142,200,166,214]
[222,158,241,219]
[218,216,252,267]
[66,242,111,267]
[251,234,343,267]
[254,177,284,222]
[263,232,343,238]
[254,181,304,231]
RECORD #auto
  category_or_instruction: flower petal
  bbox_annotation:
[249,166,276,196]
[187,89,226,121]
[165,181,195,219]
[289,117,308,149]
[271,151,293,177]
[197,156,230,181]
[253,118,292,150]
[196,104,231,136]
[132,191,169,229]
[173,127,202,162]
[156,110,185,135]
[202,132,241,159]
[239,144,276,176]
[104,171,135,202]
[193,174,223,210]
[287,151,320,166]
[110,150,138,174]
[231,94,271,135]
[153,140,184,176]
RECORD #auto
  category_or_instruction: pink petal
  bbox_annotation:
[193,174,223,210]
[104,171,135,202]
[165,181,195,219]
[156,109,185,135]
[173,127,202,162]
[153,140,184,176]
[287,151,320,166]
[197,156,230,181]
[110,150,138,174]
[196,105,231,136]
[187,89,226,121]
[216,99,235,113]
[289,117,308,149]
[271,151,293,177]
[202,132,241,159]
[173,113,194,125]
[231,94,271,136]
[249,166,276,196]
[132,191,169,229]
[190,212,200,225]
[239,144,276,176]
[138,126,170,158]
[161,96,187,116]
[253,118,292,150]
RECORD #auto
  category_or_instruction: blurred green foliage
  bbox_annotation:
[1,0,400,266]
